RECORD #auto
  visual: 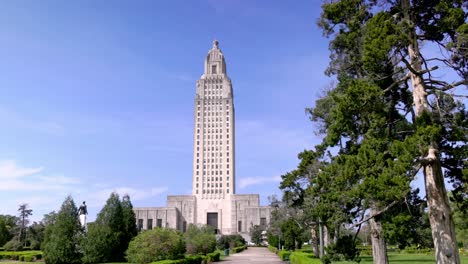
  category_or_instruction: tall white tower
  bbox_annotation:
[192,40,235,198]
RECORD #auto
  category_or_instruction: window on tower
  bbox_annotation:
[212,65,217,74]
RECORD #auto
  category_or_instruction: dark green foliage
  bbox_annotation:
[281,219,302,250]
[42,195,82,264]
[126,228,186,263]
[278,250,291,261]
[231,245,247,253]
[249,225,262,245]
[121,194,138,251]
[81,192,137,263]
[0,215,19,247]
[382,189,433,249]
[325,235,360,262]
[184,224,216,255]
[205,251,220,262]
[0,218,9,247]
[216,234,245,249]
[3,239,23,251]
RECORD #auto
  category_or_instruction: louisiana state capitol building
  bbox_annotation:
[134,41,272,237]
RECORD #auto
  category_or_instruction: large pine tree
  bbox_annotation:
[315,1,466,263]
[42,196,82,264]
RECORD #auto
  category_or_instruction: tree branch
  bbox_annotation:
[350,200,400,228]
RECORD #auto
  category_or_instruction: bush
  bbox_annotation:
[185,225,216,255]
[216,234,246,249]
[126,228,186,263]
[185,255,203,264]
[232,245,247,253]
[3,239,23,251]
[24,255,34,262]
[325,235,360,262]
[152,259,187,264]
[206,251,220,262]
[278,250,291,261]
[268,245,278,254]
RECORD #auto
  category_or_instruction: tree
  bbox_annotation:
[81,192,133,263]
[0,215,19,247]
[249,225,262,245]
[184,224,216,255]
[126,228,185,263]
[42,196,82,264]
[316,1,466,263]
[18,203,33,246]
[121,194,138,252]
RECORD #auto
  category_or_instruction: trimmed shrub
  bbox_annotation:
[232,245,247,253]
[185,255,203,264]
[185,225,216,255]
[216,234,246,249]
[290,251,320,264]
[206,251,220,262]
[152,259,187,264]
[3,239,23,251]
[278,250,291,261]
[24,255,34,262]
[126,228,186,263]
[268,245,278,253]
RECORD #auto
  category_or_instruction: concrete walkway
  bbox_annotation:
[222,247,286,263]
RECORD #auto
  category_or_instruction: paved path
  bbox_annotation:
[222,247,286,264]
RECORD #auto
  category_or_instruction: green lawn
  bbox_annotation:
[334,253,468,264]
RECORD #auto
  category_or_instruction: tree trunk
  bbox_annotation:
[311,227,320,257]
[369,208,388,264]
[401,1,461,263]
[319,220,324,258]
[423,149,460,264]
[324,225,331,248]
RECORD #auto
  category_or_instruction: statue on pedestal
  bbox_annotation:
[78,201,88,231]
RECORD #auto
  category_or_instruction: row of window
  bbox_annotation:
[196,182,229,188]
[202,189,229,194]
[196,152,230,158]
[197,105,229,111]
[198,100,230,105]
[197,117,230,122]
[196,176,230,182]
[196,128,230,134]
[197,111,229,117]
[196,140,230,145]
[196,158,230,163]
[196,122,230,128]
[196,170,230,176]
[137,218,163,231]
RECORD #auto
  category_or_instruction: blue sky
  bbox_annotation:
[0,0,331,222]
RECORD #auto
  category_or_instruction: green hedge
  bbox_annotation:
[268,245,278,254]
[0,250,42,262]
[206,251,220,262]
[289,251,320,264]
[231,245,247,253]
[151,253,221,264]
[278,250,291,261]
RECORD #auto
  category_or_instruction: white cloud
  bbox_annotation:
[90,186,168,207]
[0,160,43,179]
[238,176,282,189]
[0,160,79,191]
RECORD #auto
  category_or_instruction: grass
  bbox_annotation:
[333,252,468,264]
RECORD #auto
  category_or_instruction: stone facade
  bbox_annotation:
[134,41,272,238]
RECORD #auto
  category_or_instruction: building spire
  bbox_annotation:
[212,39,219,49]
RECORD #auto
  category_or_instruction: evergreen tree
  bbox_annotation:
[121,194,138,252]
[18,203,33,246]
[313,1,466,263]
[42,196,82,264]
[81,192,136,263]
